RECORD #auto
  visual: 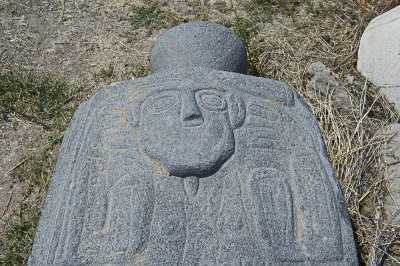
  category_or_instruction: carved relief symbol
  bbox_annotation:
[129,86,246,197]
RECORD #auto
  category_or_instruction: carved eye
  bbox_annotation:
[146,92,179,114]
[196,90,227,111]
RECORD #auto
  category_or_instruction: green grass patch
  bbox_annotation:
[217,16,263,76]
[0,68,76,265]
[0,139,62,266]
[186,0,209,21]
[125,2,179,37]
[0,68,72,125]
[0,202,41,265]
[94,64,115,82]
[13,149,56,192]
[129,61,150,78]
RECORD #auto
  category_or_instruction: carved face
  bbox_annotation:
[137,87,237,177]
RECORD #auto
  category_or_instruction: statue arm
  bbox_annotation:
[29,99,95,265]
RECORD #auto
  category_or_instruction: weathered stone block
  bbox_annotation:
[358,6,400,87]
[29,22,357,265]
[358,6,400,111]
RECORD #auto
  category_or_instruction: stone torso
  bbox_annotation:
[29,22,358,265]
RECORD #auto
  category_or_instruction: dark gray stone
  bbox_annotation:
[29,22,358,265]
[150,22,248,74]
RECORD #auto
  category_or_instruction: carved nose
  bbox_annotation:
[181,93,203,126]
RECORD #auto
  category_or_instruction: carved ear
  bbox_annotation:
[128,99,144,128]
[228,93,246,129]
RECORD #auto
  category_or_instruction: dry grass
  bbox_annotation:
[246,0,400,264]
[312,82,399,265]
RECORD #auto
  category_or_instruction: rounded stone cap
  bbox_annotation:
[150,22,248,74]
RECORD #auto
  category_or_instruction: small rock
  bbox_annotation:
[305,62,354,114]
[346,75,354,85]
[305,62,339,97]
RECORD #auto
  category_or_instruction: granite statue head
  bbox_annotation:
[129,22,248,178]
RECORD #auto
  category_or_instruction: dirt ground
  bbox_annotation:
[1,0,228,226]
[0,0,157,222]
[1,0,399,264]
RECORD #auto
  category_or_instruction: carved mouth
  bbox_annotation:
[182,117,204,127]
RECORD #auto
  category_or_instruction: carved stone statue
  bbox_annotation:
[29,22,358,265]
